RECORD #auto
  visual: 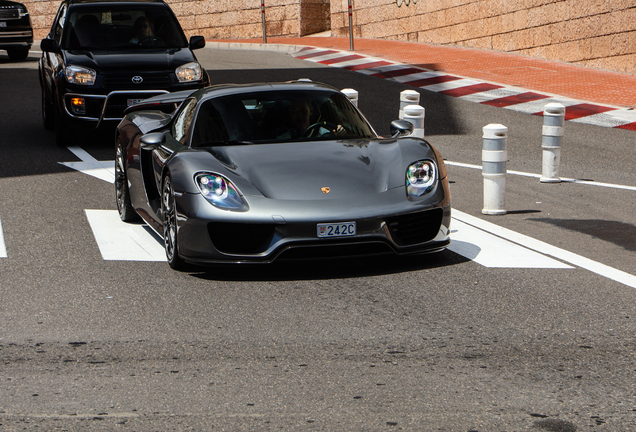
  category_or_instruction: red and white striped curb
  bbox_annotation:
[291,47,636,131]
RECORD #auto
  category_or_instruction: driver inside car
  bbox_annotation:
[130,16,155,44]
[277,98,346,139]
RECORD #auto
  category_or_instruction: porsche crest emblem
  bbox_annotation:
[321,187,330,194]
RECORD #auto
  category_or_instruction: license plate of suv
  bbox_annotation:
[127,98,145,107]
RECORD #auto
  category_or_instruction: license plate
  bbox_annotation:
[317,222,356,238]
[0,22,6,28]
[127,98,145,107]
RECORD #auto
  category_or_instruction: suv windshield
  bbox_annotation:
[62,5,187,50]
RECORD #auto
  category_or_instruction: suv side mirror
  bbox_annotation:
[390,119,414,138]
[40,38,60,53]
[189,36,205,50]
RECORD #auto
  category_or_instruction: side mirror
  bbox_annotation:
[390,119,414,138]
[140,132,166,149]
[189,35,205,50]
[40,38,60,53]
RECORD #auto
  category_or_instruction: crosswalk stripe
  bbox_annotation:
[85,209,166,261]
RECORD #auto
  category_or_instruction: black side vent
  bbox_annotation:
[385,208,443,246]
[208,223,276,255]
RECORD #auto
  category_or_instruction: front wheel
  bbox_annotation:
[162,174,187,270]
[115,144,139,222]
[54,107,75,147]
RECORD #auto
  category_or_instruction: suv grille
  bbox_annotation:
[102,73,171,90]
[0,9,19,19]
[385,209,443,246]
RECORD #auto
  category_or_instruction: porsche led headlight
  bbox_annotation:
[195,173,248,210]
[406,160,437,197]
[176,62,202,83]
[64,65,96,85]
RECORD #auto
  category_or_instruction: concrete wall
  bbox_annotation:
[331,0,636,75]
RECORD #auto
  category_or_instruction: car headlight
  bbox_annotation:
[176,62,202,83]
[195,173,248,210]
[406,160,437,197]
[64,65,96,85]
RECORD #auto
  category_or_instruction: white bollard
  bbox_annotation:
[482,124,508,215]
[399,90,420,119]
[540,103,565,183]
[341,88,358,107]
[403,104,425,138]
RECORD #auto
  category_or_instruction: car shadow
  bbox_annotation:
[188,249,469,282]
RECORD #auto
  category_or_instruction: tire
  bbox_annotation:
[115,144,140,222]
[42,88,55,131]
[7,47,29,61]
[162,174,187,270]
[54,106,74,147]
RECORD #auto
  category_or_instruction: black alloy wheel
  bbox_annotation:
[115,143,139,222]
[162,174,186,270]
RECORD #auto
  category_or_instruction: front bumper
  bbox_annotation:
[61,89,170,129]
[172,183,452,265]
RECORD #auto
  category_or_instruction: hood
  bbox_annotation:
[206,139,434,201]
[64,47,195,72]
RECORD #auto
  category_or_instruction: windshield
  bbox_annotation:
[191,90,377,146]
[62,6,187,50]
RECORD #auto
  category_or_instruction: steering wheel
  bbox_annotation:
[140,36,160,46]
[302,122,338,138]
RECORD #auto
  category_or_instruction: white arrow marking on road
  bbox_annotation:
[452,209,636,289]
[85,209,166,261]
[0,216,7,258]
[59,146,115,184]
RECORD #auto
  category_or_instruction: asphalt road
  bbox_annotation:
[0,46,635,431]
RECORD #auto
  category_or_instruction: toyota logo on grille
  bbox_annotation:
[131,76,143,84]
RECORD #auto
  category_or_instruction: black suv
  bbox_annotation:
[39,0,210,145]
[0,0,33,60]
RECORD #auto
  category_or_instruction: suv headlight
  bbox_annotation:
[176,62,202,83]
[195,173,248,211]
[406,160,437,198]
[64,65,96,85]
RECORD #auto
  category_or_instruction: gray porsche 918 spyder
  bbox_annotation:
[115,80,451,269]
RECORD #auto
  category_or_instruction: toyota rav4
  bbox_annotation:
[39,0,210,146]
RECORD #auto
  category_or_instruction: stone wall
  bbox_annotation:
[331,0,636,75]
[27,0,328,40]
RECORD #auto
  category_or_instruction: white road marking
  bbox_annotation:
[0,216,6,258]
[453,209,636,289]
[445,161,636,191]
[85,209,166,261]
[448,218,572,268]
[59,146,115,184]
